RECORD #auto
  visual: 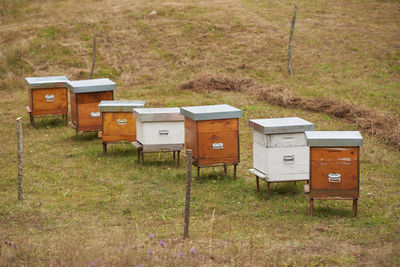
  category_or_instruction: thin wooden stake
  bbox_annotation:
[183,149,192,239]
[208,208,215,260]
[90,34,97,79]
[16,117,23,201]
[287,5,297,76]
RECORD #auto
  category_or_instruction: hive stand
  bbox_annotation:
[250,168,308,196]
[132,141,183,166]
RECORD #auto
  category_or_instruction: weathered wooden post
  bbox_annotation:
[183,149,192,239]
[90,34,96,79]
[16,117,23,201]
[288,5,297,76]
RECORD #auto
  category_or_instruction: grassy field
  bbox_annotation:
[1,0,399,266]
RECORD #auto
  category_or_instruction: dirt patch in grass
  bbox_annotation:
[179,75,400,151]
[179,75,254,92]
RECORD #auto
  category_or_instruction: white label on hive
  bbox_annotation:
[212,143,224,150]
[328,173,341,183]
[45,94,55,102]
[117,119,127,125]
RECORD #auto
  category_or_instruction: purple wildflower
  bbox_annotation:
[89,261,95,266]
[149,233,155,239]
[179,251,184,258]
[173,253,178,258]
[191,248,196,255]
[148,249,154,255]
[12,243,17,249]
[159,240,165,247]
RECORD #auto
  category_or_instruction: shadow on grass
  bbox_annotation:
[252,181,306,200]
[31,117,66,128]
[310,205,356,218]
[68,131,100,142]
[194,170,235,184]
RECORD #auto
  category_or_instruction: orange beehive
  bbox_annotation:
[25,76,69,127]
[180,104,242,179]
[67,78,116,135]
[305,131,363,216]
[98,100,145,153]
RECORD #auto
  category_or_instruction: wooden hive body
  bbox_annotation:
[185,117,239,165]
[310,147,359,198]
[99,101,145,143]
[305,131,363,199]
[133,108,185,149]
[25,76,69,117]
[181,105,242,166]
[249,117,314,182]
[68,79,116,133]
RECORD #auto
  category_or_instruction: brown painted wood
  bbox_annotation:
[184,117,198,158]
[31,88,68,116]
[71,91,113,132]
[102,112,137,142]
[310,147,359,199]
[311,147,358,162]
[70,91,78,128]
[197,131,238,163]
[197,118,238,133]
[185,118,239,166]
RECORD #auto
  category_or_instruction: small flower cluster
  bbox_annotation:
[4,240,17,249]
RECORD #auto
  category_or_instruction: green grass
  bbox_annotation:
[1,0,400,265]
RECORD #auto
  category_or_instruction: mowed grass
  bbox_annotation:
[0,0,400,266]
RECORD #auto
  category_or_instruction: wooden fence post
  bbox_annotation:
[183,149,192,239]
[17,117,23,201]
[287,5,297,76]
[90,34,97,79]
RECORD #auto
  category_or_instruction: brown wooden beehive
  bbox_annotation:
[180,104,242,179]
[98,100,146,153]
[25,76,69,127]
[67,78,116,134]
[305,131,363,216]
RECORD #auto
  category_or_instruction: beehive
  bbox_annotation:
[133,108,184,165]
[180,104,242,178]
[67,78,116,134]
[25,76,69,127]
[133,108,184,148]
[248,117,314,186]
[98,100,146,153]
[305,131,363,216]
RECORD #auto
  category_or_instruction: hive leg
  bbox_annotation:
[196,167,200,181]
[294,181,296,185]
[102,142,107,155]
[29,114,35,128]
[173,151,176,160]
[65,115,68,126]
[177,151,180,167]
[233,164,237,180]
[137,149,140,162]
[353,198,358,217]
[256,176,260,191]
[310,198,314,216]
[141,151,144,165]
[224,164,227,174]
[267,182,271,196]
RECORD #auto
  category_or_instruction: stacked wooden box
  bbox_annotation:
[305,131,363,216]
[180,104,242,179]
[248,117,314,195]
[98,100,146,153]
[132,108,185,165]
[67,78,116,134]
[25,76,69,127]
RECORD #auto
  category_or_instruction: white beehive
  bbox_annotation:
[133,108,184,148]
[249,117,314,182]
